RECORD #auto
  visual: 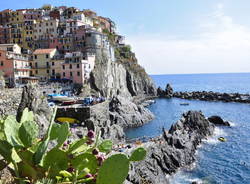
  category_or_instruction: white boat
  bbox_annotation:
[52,96,75,102]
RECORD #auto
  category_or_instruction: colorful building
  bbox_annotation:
[33,18,59,40]
[0,26,11,44]
[0,44,31,86]
[32,48,57,81]
[0,9,12,26]
[62,52,95,84]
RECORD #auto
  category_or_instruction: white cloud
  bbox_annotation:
[126,3,250,74]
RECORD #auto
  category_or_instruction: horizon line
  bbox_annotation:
[149,72,250,76]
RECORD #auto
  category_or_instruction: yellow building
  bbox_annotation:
[9,10,26,46]
[32,48,57,81]
[50,56,64,80]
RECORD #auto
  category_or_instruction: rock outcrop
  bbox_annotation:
[16,85,52,135]
[89,49,156,98]
[157,83,173,98]
[173,91,250,103]
[84,96,155,142]
[127,111,215,184]
[208,116,230,126]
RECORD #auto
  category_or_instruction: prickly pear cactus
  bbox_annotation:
[19,120,39,147]
[96,154,130,184]
[129,147,147,161]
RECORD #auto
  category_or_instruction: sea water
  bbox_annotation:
[125,73,250,184]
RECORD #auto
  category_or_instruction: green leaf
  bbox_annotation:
[33,107,57,165]
[72,153,97,173]
[129,147,147,162]
[4,116,23,147]
[19,121,39,147]
[0,140,13,162]
[0,140,21,163]
[98,140,113,153]
[67,138,88,154]
[50,123,61,140]
[33,138,49,165]
[17,150,34,165]
[20,108,34,124]
[17,161,39,181]
[50,123,70,148]
[96,154,130,184]
[43,148,68,176]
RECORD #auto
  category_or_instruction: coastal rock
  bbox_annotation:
[208,116,230,126]
[157,83,173,98]
[16,85,52,135]
[165,83,173,98]
[173,91,250,104]
[127,111,214,184]
[83,96,155,142]
[157,87,165,97]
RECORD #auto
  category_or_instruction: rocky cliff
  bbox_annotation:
[89,48,156,98]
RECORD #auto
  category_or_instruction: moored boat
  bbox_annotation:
[56,117,80,124]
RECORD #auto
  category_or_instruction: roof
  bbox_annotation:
[33,48,56,55]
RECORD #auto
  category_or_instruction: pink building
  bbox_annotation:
[0,49,31,86]
[61,52,95,84]
[49,37,64,53]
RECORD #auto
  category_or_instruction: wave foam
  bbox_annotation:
[203,127,227,145]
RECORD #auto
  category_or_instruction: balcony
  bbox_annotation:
[14,66,32,70]
[32,66,50,69]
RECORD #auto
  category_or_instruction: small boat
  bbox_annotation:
[52,96,75,102]
[218,137,227,142]
[61,100,76,106]
[180,103,189,106]
[56,117,80,124]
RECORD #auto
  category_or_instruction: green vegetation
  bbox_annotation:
[102,29,116,45]
[115,45,133,59]
[0,108,146,184]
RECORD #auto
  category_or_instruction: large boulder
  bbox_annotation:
[208,116,230,126]
[165,83,173,98]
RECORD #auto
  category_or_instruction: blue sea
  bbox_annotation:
[125,73,250,184]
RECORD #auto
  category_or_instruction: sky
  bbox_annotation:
[1,0,250,74]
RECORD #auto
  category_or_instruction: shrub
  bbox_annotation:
[0,108,146,184]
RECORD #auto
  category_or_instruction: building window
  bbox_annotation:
[77,71,80,76]
[63,72,65,77]
[0,61,3,66]
[34,55,37,59]
[46,62,49,67]
[69,64,72,69]
[77,64,79,68]
[62,65,65,69]
[35,70,38,74]
[52,62,54,66]
[47,70,49,74]
[46,54,49,58]
[52,69,55,75]
[70,72,73,77]
[35,62,38,67]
